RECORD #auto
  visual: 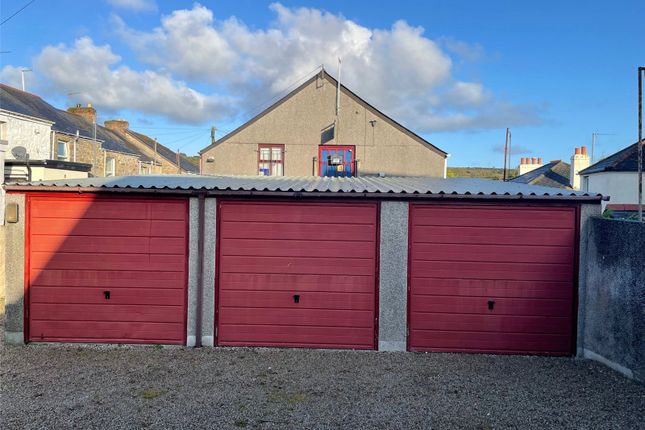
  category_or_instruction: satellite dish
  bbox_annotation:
[11,146,28,160]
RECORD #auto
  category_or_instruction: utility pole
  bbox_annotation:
[210,126,216,146]
[503,128,510,181]
[154,138,158,174]
[176,149,181,175]
[638,67,644,221]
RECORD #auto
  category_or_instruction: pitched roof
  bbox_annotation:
[579,142,645,175]
[0,84,139,156]
[5,175,604,201]
[126,129,199,173]
[509,160,572,189]
[199,69,447,157]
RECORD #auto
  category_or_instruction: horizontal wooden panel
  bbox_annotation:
[220,238,375,258]
[411,225,574,246]
[30,218,185,238]
[220,222,375,242]
[218,324,374,347]
[220,290,374,311]
[219,308,374,328]
[31,269,185,288]
[218,273,375,293]
[410,313,571,334]
[218,340,373,350]
[411,261,572,282]
[29,321,184,344]
[30,286,184,306]
[412,243,573,265]
[410,279,573,300]
[220,202,376,225]
[409,330,571,354]
[410,296,572,317]
[31,236,185,255]
[31,199,186,220]
[412,207,573,229]
[30,303,184,323]
[220,255,374,276]
[31,252,185,272]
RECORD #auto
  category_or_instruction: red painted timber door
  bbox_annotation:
[27,195,188,344]
[217,201,378,349]
[409,204,576,355]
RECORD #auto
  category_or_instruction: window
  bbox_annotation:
[106,157,116,177]
[57,141,68,160]
[258,144,284,176]
[583,176,589,192]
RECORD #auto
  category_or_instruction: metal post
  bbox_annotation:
[638,67,643,221]
[503,128,509,181]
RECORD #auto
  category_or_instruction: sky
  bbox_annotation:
[1,0,643,166]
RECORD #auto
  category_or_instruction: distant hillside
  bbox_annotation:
[447,167,518,180]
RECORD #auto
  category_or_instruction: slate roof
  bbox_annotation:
[0,84,139,156]
[5,175,604,201]
[509,160,572,189]
[126,130,199,173]
[579,142,645,175]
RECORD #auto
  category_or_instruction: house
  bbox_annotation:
[580,141,644,214]
[103,119,198,175]
[0,107,91,182]
[199,69,448,177]
[4,174,603,356]
[510,146,591,190]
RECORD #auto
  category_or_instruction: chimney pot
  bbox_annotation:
[520,158,525,165]
[581,146,587,155]
[532,157,537,164]
[575,147,581,155]
[538,157,543,164]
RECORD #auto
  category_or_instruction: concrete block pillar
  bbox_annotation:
[186,197,217,347]
[3,193,26,344]
[378,201,409,352]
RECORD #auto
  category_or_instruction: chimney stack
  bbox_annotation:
[104,119,130,134]
[518,154,545,176]
[67,103,97,124]
[570,147,591,190]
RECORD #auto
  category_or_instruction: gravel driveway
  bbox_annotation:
[1,327,643,429]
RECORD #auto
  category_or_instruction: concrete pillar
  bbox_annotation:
[201,198,216,346]
[4,193,25,344]
[378,201,409,351]
[576,202,602,357]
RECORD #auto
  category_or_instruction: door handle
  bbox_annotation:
[293,294,300,304]
[488,300,495,310]
[104,291,111,300]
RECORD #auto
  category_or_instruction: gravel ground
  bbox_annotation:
[1,327,643,429]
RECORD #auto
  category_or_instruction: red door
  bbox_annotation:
[217,201,378,349]
[27,195,188,344]
[409,204,576,355]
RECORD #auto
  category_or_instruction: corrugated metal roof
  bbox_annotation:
[5,175,605,200]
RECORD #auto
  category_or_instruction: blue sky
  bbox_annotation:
[1,0,642,166]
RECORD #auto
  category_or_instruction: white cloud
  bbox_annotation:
[112,3,540,131]
[34,37,235,123]
[107,0,156,13]
[0,65,25,89]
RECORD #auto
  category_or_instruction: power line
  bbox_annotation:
[0,0,36,26]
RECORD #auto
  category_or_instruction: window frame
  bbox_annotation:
[257,144,285,176]
[105,156,116,177]
[57,140,68,160]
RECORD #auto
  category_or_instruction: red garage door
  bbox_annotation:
[217,201,378,349]
[409,204,576,355]
[28,195,188,344]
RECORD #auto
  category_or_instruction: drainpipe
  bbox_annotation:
[74,130,79,162]
[443,154,451,179]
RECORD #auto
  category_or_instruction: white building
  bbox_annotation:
[580,142,643,212]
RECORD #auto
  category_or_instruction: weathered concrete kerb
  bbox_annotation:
[582,217,644,383]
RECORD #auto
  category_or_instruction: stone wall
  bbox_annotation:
[0,112,52,160]
[54,133,104,176]
[581,217,644,382]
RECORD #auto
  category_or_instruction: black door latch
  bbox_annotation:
[488,300,495,310]
[104,291,111,300]
[293,294,300,304]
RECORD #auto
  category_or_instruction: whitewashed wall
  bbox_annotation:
[584,171,639,209]
[0,111,52,160]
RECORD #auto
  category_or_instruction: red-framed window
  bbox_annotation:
[258,144,284,176]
